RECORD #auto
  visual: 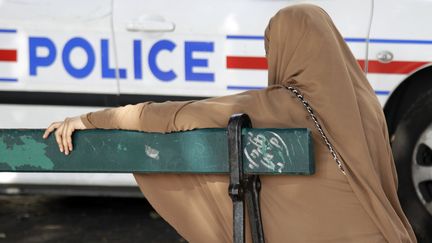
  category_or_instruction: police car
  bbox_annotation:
[0,0,431,240]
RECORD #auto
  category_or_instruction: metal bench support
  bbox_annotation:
[228,113,265,243]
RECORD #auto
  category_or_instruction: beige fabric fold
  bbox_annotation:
[264,5,416,243]
[80,4,416,243]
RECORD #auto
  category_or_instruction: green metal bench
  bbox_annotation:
[0,114,315,243]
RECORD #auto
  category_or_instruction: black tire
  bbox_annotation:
[392,89,432,243]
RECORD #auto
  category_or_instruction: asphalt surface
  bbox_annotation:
[0,195,185,243]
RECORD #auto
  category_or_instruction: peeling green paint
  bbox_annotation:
[0,135,54,170]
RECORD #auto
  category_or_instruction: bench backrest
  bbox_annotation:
[0,128,314,175]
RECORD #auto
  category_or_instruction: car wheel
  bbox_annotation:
[391,90,432,243]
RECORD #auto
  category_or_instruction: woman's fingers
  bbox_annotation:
[42,122,61,139]
[66,126,75,152]
[44,116,88,155]
[55,124,64,153]
[62,120,69,155]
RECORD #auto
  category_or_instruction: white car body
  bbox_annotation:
[0,0,430,194]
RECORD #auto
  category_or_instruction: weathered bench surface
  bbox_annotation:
[0,129,314,175]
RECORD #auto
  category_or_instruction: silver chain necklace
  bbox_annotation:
[286,86,347,176]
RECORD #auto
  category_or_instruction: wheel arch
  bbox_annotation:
[384,64,432,137]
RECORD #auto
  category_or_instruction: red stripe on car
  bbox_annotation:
[0,49,17,62]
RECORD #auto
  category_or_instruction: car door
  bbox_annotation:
[0,0,119,95]
[0,0,119,128]
[367,0,432,104]
[113,0,372,102]
[0,0,136,192]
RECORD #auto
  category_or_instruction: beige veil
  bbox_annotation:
[264,4,416,242]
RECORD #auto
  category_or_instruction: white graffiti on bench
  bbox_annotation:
[244,131,292,173]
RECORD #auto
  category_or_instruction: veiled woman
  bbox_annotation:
[43,4,416,243]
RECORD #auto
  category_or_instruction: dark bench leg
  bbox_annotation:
[245,175,265,242]
[228,114,265,243]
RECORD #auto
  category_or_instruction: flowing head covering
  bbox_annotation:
[264,4,416,242]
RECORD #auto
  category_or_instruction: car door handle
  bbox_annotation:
[376,50,394,63]
[126,15,175,32]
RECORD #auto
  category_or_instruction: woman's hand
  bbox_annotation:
[42,116,88,155]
